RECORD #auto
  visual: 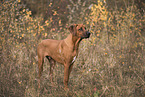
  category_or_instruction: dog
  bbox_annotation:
[37,24,90,90]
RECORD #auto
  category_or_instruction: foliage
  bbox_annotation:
[0,0,145,97]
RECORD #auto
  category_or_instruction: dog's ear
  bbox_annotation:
[68,24,78,35]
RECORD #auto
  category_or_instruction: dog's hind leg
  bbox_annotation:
[46,56,56,83]
[38,55,44,78]
[37,53,44,88]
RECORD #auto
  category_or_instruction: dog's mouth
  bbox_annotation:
[82,31,90,39]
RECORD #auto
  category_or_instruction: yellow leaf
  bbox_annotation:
[21,34,24,37]
[26,11,31,15]
[23,9,25,12]
[49,3,52,7]
[53,11,57,15]
[59,20,61,25]
[33,33,36,36]
[45,33,47,37]
[18,0,21,3]
[18,81,21,84]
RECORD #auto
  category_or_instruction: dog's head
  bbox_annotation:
[68,24,90,39]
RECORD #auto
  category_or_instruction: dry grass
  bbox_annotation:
[0,0,145,97]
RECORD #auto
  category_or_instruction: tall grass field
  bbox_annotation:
[0,0,145,97]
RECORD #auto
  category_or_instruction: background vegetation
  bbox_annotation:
[0,0,145,96]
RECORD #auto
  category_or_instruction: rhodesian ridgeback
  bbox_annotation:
[37,24,90,90]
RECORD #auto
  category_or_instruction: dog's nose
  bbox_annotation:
[87,31,90,36]
[85,31,90,38]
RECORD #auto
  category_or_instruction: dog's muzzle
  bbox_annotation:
[87,31,91,38]
[82,31,90,39]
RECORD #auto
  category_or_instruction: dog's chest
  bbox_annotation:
[71,56,76,64]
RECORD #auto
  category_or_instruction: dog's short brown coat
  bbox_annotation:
[37,24,90,89]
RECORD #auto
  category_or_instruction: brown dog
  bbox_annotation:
[37,24,90,90]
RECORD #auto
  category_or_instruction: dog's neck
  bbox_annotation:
[64,34,82,51]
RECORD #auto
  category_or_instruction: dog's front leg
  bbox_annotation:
[63,63,71,90]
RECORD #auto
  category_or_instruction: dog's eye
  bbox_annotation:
[79,27,83,31]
